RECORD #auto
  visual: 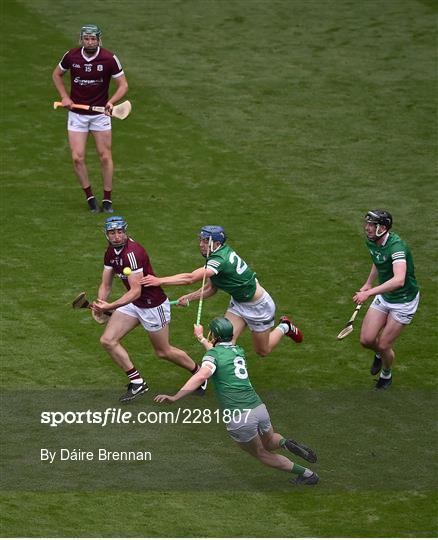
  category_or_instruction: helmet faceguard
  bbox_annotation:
[79,24,102,49]
[364,210,393,240]
[199,226,227,254]
[207,317,234,344]
[104,216,127,247]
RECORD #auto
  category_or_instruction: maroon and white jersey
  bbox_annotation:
[58,46,124,113]
[104,238,167,309]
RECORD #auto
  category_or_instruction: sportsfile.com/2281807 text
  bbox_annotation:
[40,408,251,428]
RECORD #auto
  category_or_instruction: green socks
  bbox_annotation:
[292,463,306,475]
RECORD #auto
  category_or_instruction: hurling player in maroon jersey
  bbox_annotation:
[91,217,205,402]
[52,25,128,214]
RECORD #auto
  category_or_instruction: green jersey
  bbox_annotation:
[366,232,419,303]
[206,244,257,302]
[202,343,263,412]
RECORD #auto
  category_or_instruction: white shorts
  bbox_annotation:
[68,111,111,132]
[226,404,272,443]
[370,292,420,325]
[116,299,170,332]
[227,291,276,332]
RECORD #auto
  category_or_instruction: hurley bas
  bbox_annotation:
[41,448,152,463]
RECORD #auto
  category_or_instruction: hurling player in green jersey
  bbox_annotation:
[141,226,303,357]
[353,211,420,390]
[155,317,319,486]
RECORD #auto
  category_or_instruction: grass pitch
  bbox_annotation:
[1,0,437,537]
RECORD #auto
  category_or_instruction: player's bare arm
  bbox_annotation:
[360,264,378,291]
[52,66,73,107]
[354,262,407,304]
[107,75,128,105]
[154,366,213,404]
[92,268,114,312]
[105,74,128,115]
[179,280,217,303]
[140,266,213,287]
[95,272,142,311]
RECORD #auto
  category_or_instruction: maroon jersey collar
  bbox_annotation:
[81,46,100,62]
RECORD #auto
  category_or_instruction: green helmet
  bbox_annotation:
[208,317,234,342]
[80,24,102,40]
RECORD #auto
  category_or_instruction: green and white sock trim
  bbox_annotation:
[380,368,392,379]
[291,463,313,477]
